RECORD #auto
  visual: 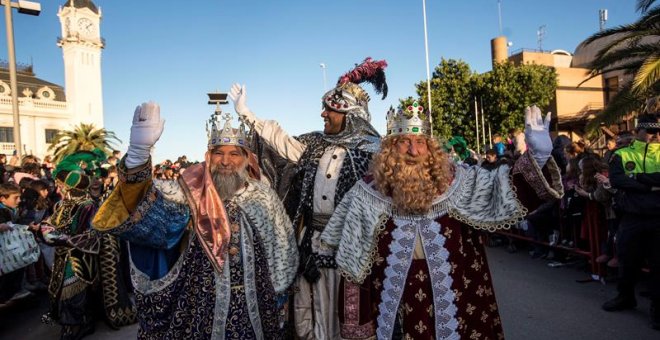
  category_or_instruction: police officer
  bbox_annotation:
[602,97,660,331]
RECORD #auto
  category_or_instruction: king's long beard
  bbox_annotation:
[388,153,439,215]
[211,164,248,200]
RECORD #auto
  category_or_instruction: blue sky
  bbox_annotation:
[1,0,640,162]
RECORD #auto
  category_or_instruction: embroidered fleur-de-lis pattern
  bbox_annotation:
[338,214,505,340]
[401,303,413,315]
[415,288,427,302]
[441,217,504,339]
[415,270,428,282]
[415,320,428,334]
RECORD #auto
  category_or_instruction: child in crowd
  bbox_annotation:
[19,180,53,290]
[481,149,500,171]
[0,183,32,303]
[492,134,506,158]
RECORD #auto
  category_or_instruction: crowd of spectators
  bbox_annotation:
[153,155,195,180]
[481,133,634,264]
[480,124,659,328]
[0,150,124,307]
[0,125,657,331]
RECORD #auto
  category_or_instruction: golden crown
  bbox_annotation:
[386,101,431,136]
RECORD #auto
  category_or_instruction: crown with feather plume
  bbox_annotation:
[322,57,388,122]
[386,101,431,136]
[206,110,252,150]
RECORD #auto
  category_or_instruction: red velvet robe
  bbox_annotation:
[323,152,563,340]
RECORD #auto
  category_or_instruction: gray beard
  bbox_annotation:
[212,168,248,200]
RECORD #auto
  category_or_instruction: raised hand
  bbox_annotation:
[595,173,611,188]
[126,102,165,168]
[228,83,256,123]
[524,105,553,167]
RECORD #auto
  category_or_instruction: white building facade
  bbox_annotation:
[0,0,104,158]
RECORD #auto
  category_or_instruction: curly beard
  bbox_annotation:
[372,136,452,215]
[387,153,439,214]
[210,162,248,200]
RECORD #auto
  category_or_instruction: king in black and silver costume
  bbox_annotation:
[231,58,389,339]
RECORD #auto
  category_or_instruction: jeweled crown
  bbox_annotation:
[206,110,251,150]
[386,101,431,136]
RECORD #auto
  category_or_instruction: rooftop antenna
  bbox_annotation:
[537,25,546,51]
[497,0,503,35]
[599,9,608,32]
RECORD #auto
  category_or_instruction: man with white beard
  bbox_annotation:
[322,103,564,339]
[92,103,298,339]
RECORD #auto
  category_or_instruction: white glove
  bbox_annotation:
[524,105,553,168]
[228,83,257,124]
[125,102,165,169]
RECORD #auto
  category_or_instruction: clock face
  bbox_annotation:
[77,18,94,36]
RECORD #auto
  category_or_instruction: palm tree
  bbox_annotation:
[583,0,660,131]
[48,123,121,163]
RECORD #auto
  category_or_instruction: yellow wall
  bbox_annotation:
[508,51,604,119]
[555,67,604,117]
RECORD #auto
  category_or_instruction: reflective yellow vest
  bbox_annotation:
[614,139,660,175]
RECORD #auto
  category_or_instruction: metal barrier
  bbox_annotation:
[492,201,607,279]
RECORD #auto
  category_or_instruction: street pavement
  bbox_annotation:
[0,244,657,340]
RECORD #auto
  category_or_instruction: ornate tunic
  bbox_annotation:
[289,132,378,273]
[251,119,380,339]
[93,162,298,340]
[322,154,563,339]
[40,197,136,329]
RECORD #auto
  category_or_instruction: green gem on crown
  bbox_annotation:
[412,127,420,133]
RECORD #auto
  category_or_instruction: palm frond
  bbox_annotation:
[583,7,660,46]
[586,84,645,132]
[637,0,658,13]
[591,33,660,66]
[632,55,660,92]
[47,123,121,163]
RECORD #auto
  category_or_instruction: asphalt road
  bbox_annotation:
[0,245,657,340]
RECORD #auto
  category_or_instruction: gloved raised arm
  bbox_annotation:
[524,105,553,168]
[125,102,165,169]
[229,84,305,162]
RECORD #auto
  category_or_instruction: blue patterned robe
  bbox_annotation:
[94,167,298,340]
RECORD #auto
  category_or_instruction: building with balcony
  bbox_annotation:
[0,0,104,158]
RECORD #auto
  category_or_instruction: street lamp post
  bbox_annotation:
[2,0,41,159]
[421,0,433,136]
[320,63,327,92]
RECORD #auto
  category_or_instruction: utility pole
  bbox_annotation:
[422,0,433,136]
[2,0,42,158]
[320,63,327,92]
[497,0,503,35]
[481,97,486,152]
[474,97,480,155]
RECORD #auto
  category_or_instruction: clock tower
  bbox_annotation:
[57,0,104,128]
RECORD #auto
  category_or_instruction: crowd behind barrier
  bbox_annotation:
[0,129,657,334]
[481,133,653,283]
